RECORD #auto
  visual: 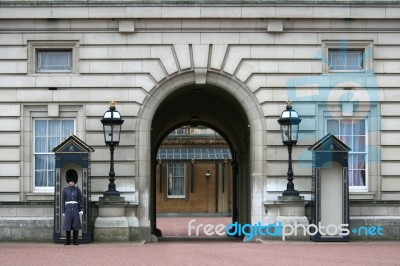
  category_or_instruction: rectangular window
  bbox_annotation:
[327,119,367,188]
[36,50,73,72]
[328,49,363,71]
[34,119,75,189]
[167,163,186,198]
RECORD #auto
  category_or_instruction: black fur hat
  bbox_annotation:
[66,169,78,183]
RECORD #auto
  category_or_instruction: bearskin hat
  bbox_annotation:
[66,169,78,183]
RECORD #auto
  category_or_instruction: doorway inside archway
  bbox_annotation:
[150,83,251,239]
[155,126,233,237]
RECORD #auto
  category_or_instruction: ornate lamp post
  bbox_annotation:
[277,101,302,197]
[101,101,124,197]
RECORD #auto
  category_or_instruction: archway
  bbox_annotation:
[136,71,265,240]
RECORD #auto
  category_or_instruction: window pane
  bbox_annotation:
[48,120,60,137]
[48,137,60,152]
[48,154,55,169]
[347,120,367,187]
[37,50,72,72]
[328,49,363,71]
[327,120,339,135]
[61,120,74,138]
[353,120,365,135]
[35,154,47,170]
[48,170,55,187]
[353,136,366,152]
[35,137,47,153]
[340,120,352,135]
[35,120,47,136]
[350,154,366,170]
[349,170,365,186]
[35,154,48,187]
[35,171,47,187]
[340,135,352,148]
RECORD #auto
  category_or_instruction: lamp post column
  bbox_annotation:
[106,143,118,195]
[283,143,299,197]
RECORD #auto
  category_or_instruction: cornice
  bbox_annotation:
[1,0,400,7]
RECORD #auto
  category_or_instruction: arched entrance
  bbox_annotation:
[136,71,265,240]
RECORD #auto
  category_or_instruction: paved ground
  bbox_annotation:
[0,217,399,266]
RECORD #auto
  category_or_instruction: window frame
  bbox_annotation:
[166,163,186,198]
[322,41,373,74]
[33,118,76,192]
[328,49,364,72]
[325,117,368,192]
[318,102,380,199]
[28,41,79,75]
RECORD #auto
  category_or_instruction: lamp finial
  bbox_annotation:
[109,100,116,109]
[286,100,292,109]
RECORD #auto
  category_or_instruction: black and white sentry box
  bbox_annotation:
[308,133,351,242]
[52,135,94,243]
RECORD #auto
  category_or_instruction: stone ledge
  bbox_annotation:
[0,217,53,242]
[0,201,53,206]
[350,200,400,205]
[1,2,400,21]
[0,217,52,221]
[26,193,53,202]
[1,0,399,7]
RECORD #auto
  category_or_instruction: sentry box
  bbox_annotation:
[308,133,351,242]
[52,135,94,243]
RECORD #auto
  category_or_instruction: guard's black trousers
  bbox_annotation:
[65,230,79,245]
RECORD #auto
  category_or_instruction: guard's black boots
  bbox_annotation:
[73,230,79,245]
[64,231,71,245]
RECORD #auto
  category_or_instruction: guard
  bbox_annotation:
[62,169,83,245]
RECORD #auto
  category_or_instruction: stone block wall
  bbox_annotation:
[349,202,400,240]
[0,0,400,241]
[0,203,53,242]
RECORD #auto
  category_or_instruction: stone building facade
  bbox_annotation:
[0,0,400,241]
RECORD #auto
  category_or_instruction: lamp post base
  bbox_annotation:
[263,197,308,240]
[94,197,128,242]
[282,189,300,197]
[278,195,305,201]
[103,191,121,197]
